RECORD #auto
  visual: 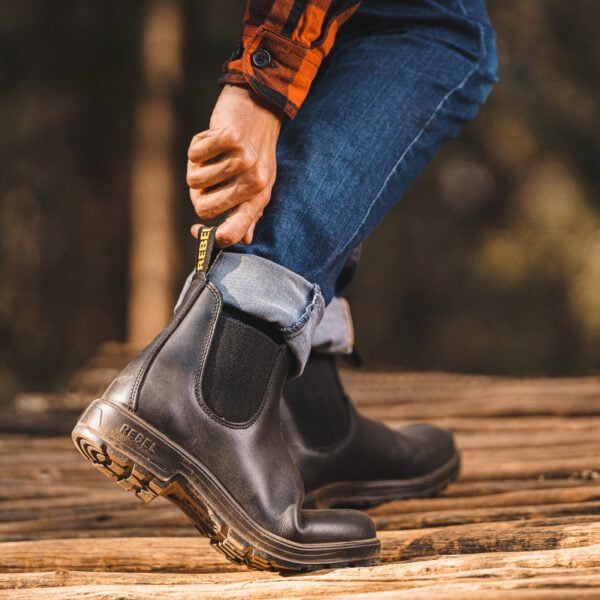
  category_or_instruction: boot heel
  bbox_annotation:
[71,402,235,544]
[72,425,163,504]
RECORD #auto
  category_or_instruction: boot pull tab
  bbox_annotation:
[194,225,220,276]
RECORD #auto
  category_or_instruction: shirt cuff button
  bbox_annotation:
[251,48,272,69]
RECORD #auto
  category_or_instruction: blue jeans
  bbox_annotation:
[203,0,498,372]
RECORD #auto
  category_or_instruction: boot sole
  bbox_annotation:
[71,399,381,572]
[303,452,461,510]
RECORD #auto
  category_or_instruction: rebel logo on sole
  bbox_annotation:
[119,423,157,454]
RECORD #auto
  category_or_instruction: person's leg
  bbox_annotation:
[74,0,498,572]
[208,0,497,372]
[273,0,498,506]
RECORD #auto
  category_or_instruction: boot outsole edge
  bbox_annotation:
[71,399,381,573]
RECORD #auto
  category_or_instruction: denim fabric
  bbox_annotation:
[175,266,352,362]
[174,255,325,375]
[181,0,497,373]
[227,0,498,304]
[208,252,325,374]
[311,297,355,355]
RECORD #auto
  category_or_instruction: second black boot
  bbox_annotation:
[72,229,379,572]
[281,352,460,509]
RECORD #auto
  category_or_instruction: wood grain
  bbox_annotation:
[3,345,600,596]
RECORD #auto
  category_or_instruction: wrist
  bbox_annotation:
[219,84,283,130]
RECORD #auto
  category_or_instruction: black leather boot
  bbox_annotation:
[72,228,379,572]
[281,352,460,509]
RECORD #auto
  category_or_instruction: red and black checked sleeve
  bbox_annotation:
[219,0,363,119]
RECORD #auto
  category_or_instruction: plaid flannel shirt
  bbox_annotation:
[219,0,363,119]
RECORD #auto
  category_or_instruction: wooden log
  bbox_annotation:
[4,434,600,465]
[439,478,600,497]
[4,520,600,574]
[360,397,600,420]
[3,574,600,600]
[0,490,146,520]
[461,455,600,481]
[380,519,600,561]
[373,500,600,530]
[340,371,600,405]
[2,543,600,598]
[368,484,600,516]
[7,480,597,524]
[6,485,600,542]
[0,435,77,451]
[0,502,195,542]
[0,483,110,502]
[454,428,600,449]
[382,415,600,433]
[67,368,122,395]
[0,412,79,436]
[0,537,248,574]
[462,442,600,461]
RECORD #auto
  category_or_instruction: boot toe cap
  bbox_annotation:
[298,508,377,543]
[401,423,458,473]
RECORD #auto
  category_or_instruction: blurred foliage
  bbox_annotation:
[0,2,142,403]
[349,1,600,374]
[0,1,598,406]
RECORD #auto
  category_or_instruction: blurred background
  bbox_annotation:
[0,0,599,408]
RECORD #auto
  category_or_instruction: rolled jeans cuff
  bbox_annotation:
[311,297,355,355]
[176,252,325,376]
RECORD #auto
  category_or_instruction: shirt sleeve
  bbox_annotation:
[219,0,363,119]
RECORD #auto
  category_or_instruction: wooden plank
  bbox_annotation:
[373,500,600,530]
[6,488,600,541]
[461,455,600,481]
[380,519,600,561]
[3,358,600,597]
[4,519,600,575]
[8,481,598,524]
[361,397,600,419]
[0,435,75,451]
[0,537,254,574]
[463,442,600,462]
[439,478,600,497]
[7,504,600,540]
[382,415,600,433]
[0,502,195,542]
[340,370,600,404]
[369,484,600,515]
[3,575,600,600]
[454,429,600,449]
[2,544,600,598]
[0,482,110,501]
[4,425,600,456]
[37,441,600,468]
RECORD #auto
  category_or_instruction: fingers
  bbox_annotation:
[189,165,271,221]
[214,199,266,247]
[242,220,257,246]
[186,153,254,190]
[189,199,266,248]
[187,126,244,163]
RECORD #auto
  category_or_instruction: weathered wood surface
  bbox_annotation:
[1,342,600,598]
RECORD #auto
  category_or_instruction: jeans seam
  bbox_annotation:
[455,0,467,17]
[280,284,323,339]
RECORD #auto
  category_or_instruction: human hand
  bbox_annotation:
[186,85,282,247]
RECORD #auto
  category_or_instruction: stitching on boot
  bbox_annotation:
[129,273,208,411]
